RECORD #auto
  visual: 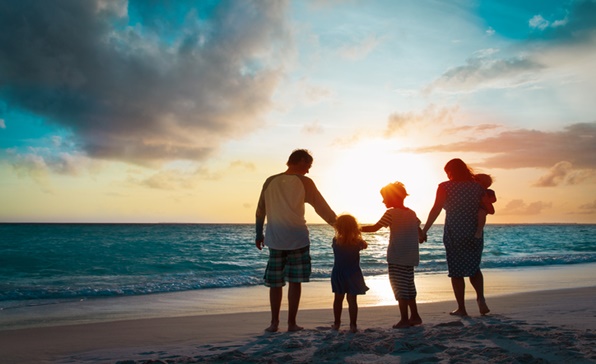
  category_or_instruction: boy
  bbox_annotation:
[361,182,425,328]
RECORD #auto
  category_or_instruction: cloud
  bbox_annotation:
[338,35,383,60]
[385,105,460,137]
[302,121,324,135]
[534,0,596,42]
[499,199,552,215]
[529,15,551,31]
[412,122,596,170]
[426,1,596,95]
[577,200,596,214]
[424,53,544,94]
[534,161,596,187]
[0,0,292,165]
[130,160,255,190]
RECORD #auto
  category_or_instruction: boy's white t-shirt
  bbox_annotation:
[377,207,421,266]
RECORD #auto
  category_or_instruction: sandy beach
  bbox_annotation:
[1,265,595,363]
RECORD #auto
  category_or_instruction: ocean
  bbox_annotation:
[1,223,595,312]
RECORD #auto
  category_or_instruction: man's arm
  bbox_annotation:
[255,184,267,250]
[301,176,337,225]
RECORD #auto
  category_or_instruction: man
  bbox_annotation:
[255,149,337,332]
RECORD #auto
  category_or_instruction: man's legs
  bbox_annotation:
[266,286,283,332]
[287,282,303,331]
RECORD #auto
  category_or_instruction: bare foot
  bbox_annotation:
[288,324,304,332]
[477,299,490,315]
[265,322,279,332]
[392,320,410,329]
[449,309,468,317]
[331,322,340,331]
[409,316,423,326]
[349,324,358,333]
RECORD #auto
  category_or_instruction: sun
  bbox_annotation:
[318,139,443,224]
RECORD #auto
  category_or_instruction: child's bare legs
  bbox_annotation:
[408,299,422,326]
[347,294,359,333]
[475,210,487,238]
[332,293,345,330]
[393,299,410,328]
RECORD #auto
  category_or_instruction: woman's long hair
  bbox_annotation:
[444,158,475,181]
[334,214,363,246]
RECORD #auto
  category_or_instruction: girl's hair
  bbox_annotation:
[444,158,475,181]
[334,214,362,246]
[474,173,493,189]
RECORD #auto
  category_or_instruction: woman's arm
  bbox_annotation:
[422,185,446,234]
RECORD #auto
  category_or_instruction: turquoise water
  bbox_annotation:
[1,223,595,309]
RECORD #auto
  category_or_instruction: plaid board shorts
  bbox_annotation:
[264,246,311,288]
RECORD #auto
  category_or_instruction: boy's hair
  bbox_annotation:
[334,214,362,246]
[380,181,408,206]
[474,173,493,189]
[287,149,313,166]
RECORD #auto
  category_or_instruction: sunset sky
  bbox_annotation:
[1,0,595,224]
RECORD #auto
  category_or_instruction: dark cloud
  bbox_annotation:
[0,0,291,165]
[412,122,596,170]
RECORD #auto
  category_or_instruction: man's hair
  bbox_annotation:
[287,149,313,165]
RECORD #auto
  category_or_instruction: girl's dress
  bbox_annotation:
[441,180,486,277]
[331,238,369,295]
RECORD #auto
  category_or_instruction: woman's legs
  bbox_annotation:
[450,277,468,316]
[470,270,490,315]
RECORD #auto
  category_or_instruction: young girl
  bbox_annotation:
[331,214,369,333]
[474,173,497,238]
[361,182,424,328]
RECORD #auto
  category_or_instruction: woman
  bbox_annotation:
[421,158,491,316]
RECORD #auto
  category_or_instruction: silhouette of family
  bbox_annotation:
[255,149,495,332]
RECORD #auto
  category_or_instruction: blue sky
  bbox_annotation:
[1,0,595,223]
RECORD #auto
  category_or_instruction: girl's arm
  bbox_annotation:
[481,194,495,214]
[422,185,446,234]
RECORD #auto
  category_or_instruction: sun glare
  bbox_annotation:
[321,140,442,224]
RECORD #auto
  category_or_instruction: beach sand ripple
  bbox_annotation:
[112,315,595,364]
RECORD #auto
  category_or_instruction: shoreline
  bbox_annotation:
[0,286,594,363]
[2,263,595,332]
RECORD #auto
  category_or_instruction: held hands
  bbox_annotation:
[418,229,427,244]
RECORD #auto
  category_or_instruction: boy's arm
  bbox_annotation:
[418,227,426,244]
[361,223,383,233]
